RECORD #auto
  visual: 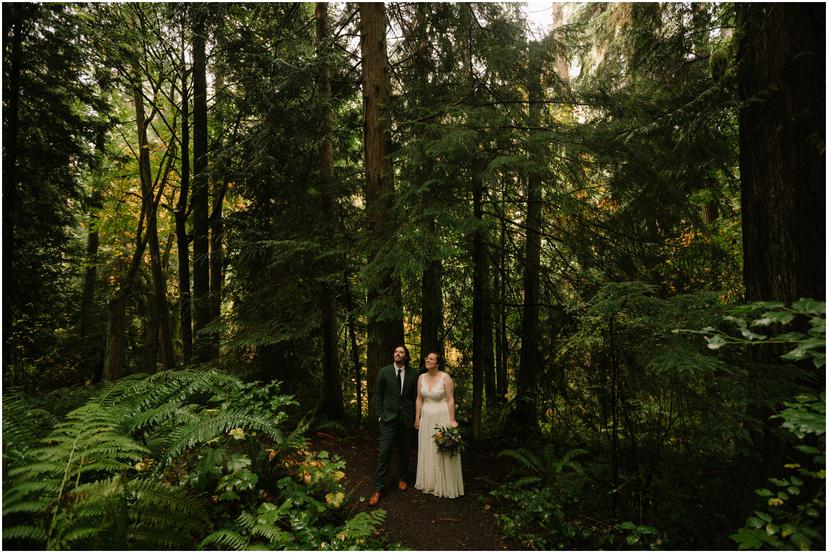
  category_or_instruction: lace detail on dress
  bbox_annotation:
[420,376,446,403]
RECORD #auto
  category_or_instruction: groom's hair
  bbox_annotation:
[395,344,411,367]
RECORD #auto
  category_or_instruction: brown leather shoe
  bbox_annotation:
[398,480,408,491]
[368,491,381,506]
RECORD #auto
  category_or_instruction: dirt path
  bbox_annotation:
[313,427,517,550]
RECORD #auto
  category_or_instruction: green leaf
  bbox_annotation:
[790,532,812,550]
[792,299,825,315]
[706,334,728,350]
[754,511,772,523]
[752,311,795,326]
[746,516,765,529]
[730,528,768,549]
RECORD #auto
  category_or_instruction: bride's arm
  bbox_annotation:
[444,375,458,427]
[414,375,423,429]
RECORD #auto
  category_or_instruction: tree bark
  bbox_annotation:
[209,69,225,332]
[79,218,99,342]
[421,217,444,368]
[176,28,193,363]
[191,7,215,361]
[511,47,544,432]
[80,208,101,381]
[496,193,509,404]
[344,276,363,423]
[134,85,175,372]
[737,3,826,304]
[104,294,127,381]
[316,2,345,420]
[360,2,406,424]
[472,165,495,440]
[2,4,24,374]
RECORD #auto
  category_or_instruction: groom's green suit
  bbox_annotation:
[373,363,418,492]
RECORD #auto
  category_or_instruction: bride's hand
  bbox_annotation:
[414,420,419,429]
[449,421,458,428]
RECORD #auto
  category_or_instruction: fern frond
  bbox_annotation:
[59,526,104,547]
[2,500,52,516]
[513,475,543,488]
[102,369,236,415]
[250,523,293,543]
[2,524,48,543]
[127,527,193,549]
[237,510,258,528]
[2,478,60,500]
[129,480,209,525]
[497,447,542,472]
[2,393,57,460]
[128,403,199,433]
[160,410,284,468]
[200,528,249,550]
[562,447,589,462]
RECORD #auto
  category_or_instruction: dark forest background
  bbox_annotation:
[2,2,825,550]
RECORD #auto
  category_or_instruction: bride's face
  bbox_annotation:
[425,354,438,369]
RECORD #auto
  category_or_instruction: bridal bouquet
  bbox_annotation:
[432,425,464,457]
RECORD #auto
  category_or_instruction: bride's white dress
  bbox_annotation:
[415,375,464,498]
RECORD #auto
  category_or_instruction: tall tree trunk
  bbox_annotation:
[472,165,495,440]
[407,3,443,370]
[421,217,443,367]
[2,5,24,375]
[80,210,101,380]
[80,217,99,342]
[344,276,363,423]
[192,7,214,361]
[737,3,825,304]
[103,201,153,381]
[360,2,405,424]
[134,85,175,372]
[143,287,160,373]
[209,70,225,333]
[177,27,193,364]
[208,195,224,353]
[496,188,509,404]
[511,48,544,433]
[104,295,127,381]
[316,2,345,420]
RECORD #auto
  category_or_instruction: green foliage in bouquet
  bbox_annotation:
[433,425,465,457]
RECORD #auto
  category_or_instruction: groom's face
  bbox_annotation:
[393,347,406,364]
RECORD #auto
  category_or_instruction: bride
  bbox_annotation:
[414,351,464,498]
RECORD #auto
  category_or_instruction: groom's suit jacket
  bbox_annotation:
[375,363,418,425]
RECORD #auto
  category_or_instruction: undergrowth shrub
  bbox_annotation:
[489,445,597,549]
[2,369,389,550]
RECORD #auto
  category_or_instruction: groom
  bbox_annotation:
[369,344,418,506]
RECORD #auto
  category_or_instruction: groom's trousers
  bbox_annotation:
[374,417,414,491]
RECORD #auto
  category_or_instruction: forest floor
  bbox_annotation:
[312,426,519,550]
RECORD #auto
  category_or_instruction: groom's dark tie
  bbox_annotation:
[396,368,401,392]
